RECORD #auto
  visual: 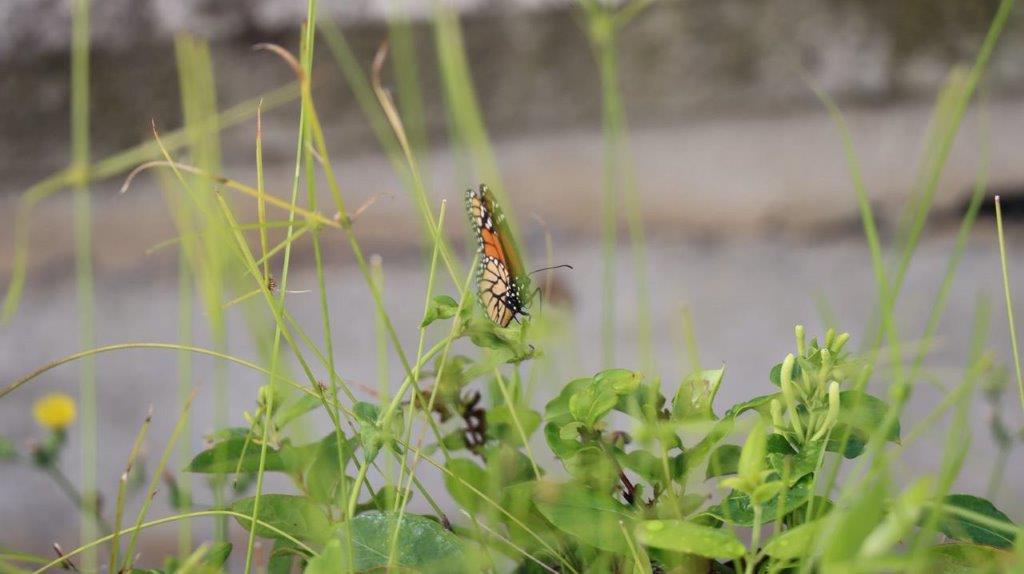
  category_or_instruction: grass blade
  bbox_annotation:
[995,196,1024,415]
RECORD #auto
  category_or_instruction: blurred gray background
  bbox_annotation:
[2,0,1024,566]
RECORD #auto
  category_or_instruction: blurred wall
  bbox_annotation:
[2,0,1022,189]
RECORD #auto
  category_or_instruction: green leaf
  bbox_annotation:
[437,429,468,453]
[618,449,684,485]
[545,422,583,459]
[927,543,1014,573]
[635,520,746,559]
[939,494,1016,549]
[767,439,823,485]
[568,379,620,427]
[201,542,232,570]
[463,317,535,361]
[594,369,641,393]
[443,458,491,514]
[751,481,785,506]
[268,538,306,574]
[770,361,803,387]
[789,496,835,525]
[432,355,475,405]
[672,367,725,420]
[231,494,331,543]
[825,423,869,459]
[614,379,668,423]
[764,520,820,559]
[357,485,401,514]
[276,394,322,429]
[838,391,900,442]
[766,433,796,455]
[500,481,563,554]
[206,426,251,442]
[558,421,585,441]
[445,448,537,518]
[304,434,356,506]
[353,402,386,464]
[686,418,736,469]
[486,444,540,484]
[722,393,779,419]
[421,295,460,327]
[334,511,469,572]
[303,539,343,574]
[706,474,814,526]
[827,390,901,459]
[534,480,636,553]
[353,401,380,424]
[706,444,741,479]
[544,378,592,426]
[186,438,286,474]
[632,419,685,451]
[563,446,619,491]
[486,405,541,446]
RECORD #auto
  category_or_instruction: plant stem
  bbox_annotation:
[347,458,372,518]
[70,0,97,565]
[746,505,763,574]
[46,466,112,534]
[594,13,619,369]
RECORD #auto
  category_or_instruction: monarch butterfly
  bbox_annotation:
[466,184,573,327]
[466,184,531,327]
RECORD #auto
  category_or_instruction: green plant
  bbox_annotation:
[2,0,1024,572]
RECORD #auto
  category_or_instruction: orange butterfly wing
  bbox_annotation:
[466,185,528,327]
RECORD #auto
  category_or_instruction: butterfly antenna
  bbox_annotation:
[527,265,572,320]
[528,264,574,276]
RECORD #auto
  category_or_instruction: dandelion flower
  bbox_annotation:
[33,393,77,431]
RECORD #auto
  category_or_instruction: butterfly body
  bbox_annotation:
[466,184,531,327]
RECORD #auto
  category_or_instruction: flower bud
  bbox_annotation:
[258,385,284,415]
[832,332,851,353]
[812,381,842,441]
[794,325,806,356]
[780,354,805,438]
[819,348,833,379]
[770,399,785,430]
[780,353,795,389]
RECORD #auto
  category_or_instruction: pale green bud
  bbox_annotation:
[832,332,851,353]
[812,381,842,441]
[780,353,795,389]
[819,348,833,380]
[780,354,805,439]
[770,399,785,430]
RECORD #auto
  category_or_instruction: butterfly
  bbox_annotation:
[466,184,531,327]
[466,184,573,327]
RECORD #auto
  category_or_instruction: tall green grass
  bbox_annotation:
[69,0,98,570]
[579,0,654,371]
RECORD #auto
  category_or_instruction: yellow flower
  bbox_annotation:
[33,393,77,431]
